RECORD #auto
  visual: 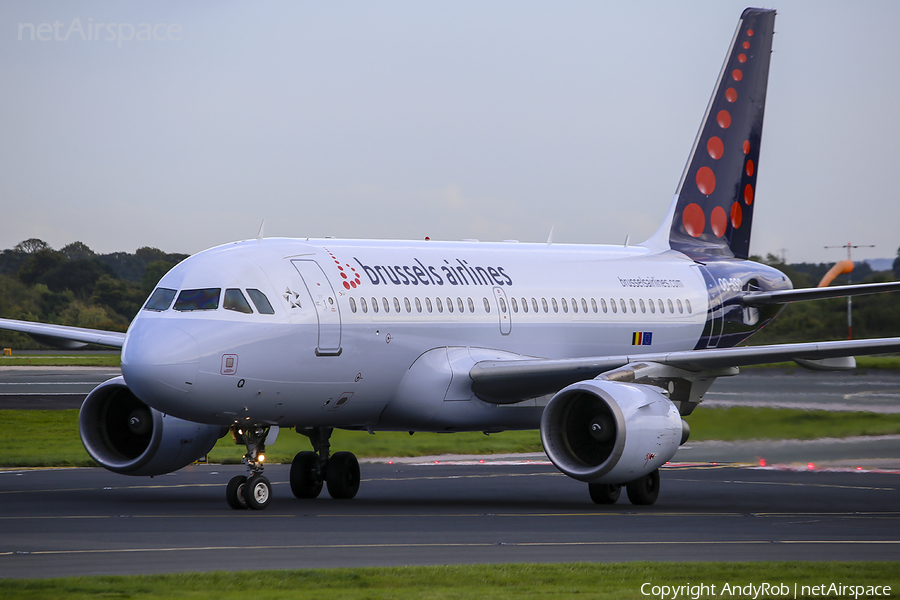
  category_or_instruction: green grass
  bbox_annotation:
[5,407,900,469]
[743,355,900,370]
[684,406,900,442]
[2,562,897,598]
[0,353,120,367]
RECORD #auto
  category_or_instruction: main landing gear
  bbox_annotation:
[290,427,360,500]
[225,425,361,510]
[588,469,660,506]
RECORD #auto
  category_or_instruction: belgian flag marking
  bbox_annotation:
[632,332,653,346]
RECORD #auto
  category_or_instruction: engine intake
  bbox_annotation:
[540,379,683,484]
[79,377,223,476]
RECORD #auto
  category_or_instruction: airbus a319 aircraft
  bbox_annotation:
[3,8,900,509]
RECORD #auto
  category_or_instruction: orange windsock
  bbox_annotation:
[818,260,854,287]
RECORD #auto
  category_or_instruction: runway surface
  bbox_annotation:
[1,461,898,578]
[1,366,899,579]
[0,366,120,409]
[704,367,900,413]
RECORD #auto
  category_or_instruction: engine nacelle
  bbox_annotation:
[540,379,683,484]
[79,377,223,477]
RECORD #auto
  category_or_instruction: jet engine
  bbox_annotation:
[79,377,223,477]
[540,379,684,484]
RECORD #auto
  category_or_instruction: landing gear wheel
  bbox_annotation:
[588,483,621,504]
[290,451,323,499]
[244,475,272,510]
[626,469,660,505]
[226,475,248,510]
[326,451,360,500]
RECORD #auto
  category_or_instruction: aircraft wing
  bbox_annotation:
[743,281,900,306]
[469,336,900,404]
[0,318,126,349]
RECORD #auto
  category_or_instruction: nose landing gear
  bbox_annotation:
[291,427,360,500]
[226,425,272,510]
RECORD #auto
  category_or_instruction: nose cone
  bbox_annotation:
[122,320,200,414]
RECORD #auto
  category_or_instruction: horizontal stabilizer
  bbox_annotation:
[742,281,900,306]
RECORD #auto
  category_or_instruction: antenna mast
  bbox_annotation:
[824,242,875,339]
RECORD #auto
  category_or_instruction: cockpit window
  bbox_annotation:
[224,289,253,314]
[247,289,275,315]
[174,288,221,311]
[144,288,177,311]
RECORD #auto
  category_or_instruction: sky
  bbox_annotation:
[1,1,898,264]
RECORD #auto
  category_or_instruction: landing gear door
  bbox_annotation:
[291,260,342,356]
[492,287,512,335]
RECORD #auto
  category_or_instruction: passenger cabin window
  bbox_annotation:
[247,289,275,314]
[144,288,176,311]
[174,288,220,311]
[224,289,253,314]
[483,298,491,313]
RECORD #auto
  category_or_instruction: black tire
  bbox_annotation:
[290,451,323,499]
[588,483,621,504]
[326,451,360,500]
[226,475,248,510]
[244,475,272,510]
[625,469,660,505]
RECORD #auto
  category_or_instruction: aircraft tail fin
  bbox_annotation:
[644,8,775,260]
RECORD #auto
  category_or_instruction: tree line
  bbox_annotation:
[0,238,186,349]
[746,252,900,344]
[0,240,897,349]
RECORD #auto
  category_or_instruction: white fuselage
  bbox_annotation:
[121,238,709,431]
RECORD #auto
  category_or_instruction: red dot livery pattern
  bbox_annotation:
[325,249,362,290]
[669,8,774,261]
